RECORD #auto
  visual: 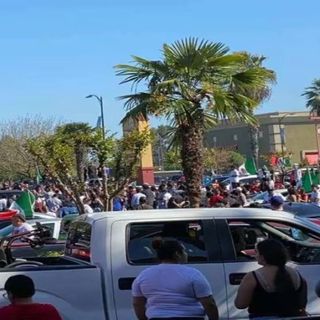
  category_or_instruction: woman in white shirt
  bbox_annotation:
[132,239,219,320]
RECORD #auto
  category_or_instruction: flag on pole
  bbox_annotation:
[311,169,320,186]
[245,158,257,175]
[238,163,248,175]
[10,190,35,219]
[302,169,313,193]
[283,157,292,168]
[35,166,42,185]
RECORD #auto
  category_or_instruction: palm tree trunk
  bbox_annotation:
[180,124,203,208]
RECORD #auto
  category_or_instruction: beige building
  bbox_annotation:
[204,111,320,166]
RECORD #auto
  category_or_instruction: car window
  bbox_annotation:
[127,220,209,265]
[0,225,13,238]
[240,178,256,184]
[228,219,320,264]
[228,220,266,261]
[40,222,55,237]
[65,222,92,261]
[265,221,320,243]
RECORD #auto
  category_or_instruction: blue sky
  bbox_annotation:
[1,0,319,134]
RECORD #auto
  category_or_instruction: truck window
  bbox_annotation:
[127,220,209,265]
[228,219,320,264]
[65,222,92,262]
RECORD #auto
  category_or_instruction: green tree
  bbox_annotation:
[0,115,60,181]
[56,123,94,183]
[91,127,151,210]
[203,148,244,174]
[240,54,276,168]
[116,38,275,207]
[163,149,182,170]
[27,132,86,214]
[27,123,152,212]
[302,79,320,115]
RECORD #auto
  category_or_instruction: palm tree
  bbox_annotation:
[240,54,276,168]
[303,79,320,116]
[115,38,275,207]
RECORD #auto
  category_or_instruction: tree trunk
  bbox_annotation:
[180,124,203,208]
[75,145,85,183]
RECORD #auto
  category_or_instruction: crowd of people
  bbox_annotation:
[0,166,319,216]
[1,168,320,319]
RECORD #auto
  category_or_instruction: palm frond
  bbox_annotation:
[302,79,320,113]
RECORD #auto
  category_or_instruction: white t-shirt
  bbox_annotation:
[84,204,94,213]
[263,191,286,203]
[12,222,34,236]
[310,190,320,204]
[229,169,240,183]
[131,192,146,208]
[132,263,212,318]
[0,199,7,211]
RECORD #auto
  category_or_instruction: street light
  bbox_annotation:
[85,94,105,139]
[278,112,294,156]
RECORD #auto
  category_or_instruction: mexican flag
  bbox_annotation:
[302,169,313,193]
[245,158,257,175]
[10,190,35,219]
[311,170,320,186]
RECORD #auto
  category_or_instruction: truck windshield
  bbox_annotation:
[65,221,92,262]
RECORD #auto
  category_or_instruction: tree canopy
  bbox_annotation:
[116,38,275,207]
[303,79,320,115]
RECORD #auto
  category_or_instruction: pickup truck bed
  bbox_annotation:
[0,256,107,320]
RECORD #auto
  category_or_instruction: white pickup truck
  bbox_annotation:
[0,208,320,319]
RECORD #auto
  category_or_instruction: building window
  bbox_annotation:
[233,134,238,141]
[259,131,263,138]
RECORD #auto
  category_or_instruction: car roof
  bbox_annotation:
[222,175,257,182]
[0,190,23,196]
[78,207,308,225]
[283,203,320,217]
[31,213,57,220]
[28,217,61,223]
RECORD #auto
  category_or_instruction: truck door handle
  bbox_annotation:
[118,277,135,290]
[229,273,246,285]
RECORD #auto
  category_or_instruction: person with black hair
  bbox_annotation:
[235,239,307,318]
[138,196,153,210]
[132,239,219,320]
[0,275,62,319]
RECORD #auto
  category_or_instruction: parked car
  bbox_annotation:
[247,189,289,205]
[221,174,258,190]
[0,208,320,319]
[0,217,62,239]
[0,216,65,259]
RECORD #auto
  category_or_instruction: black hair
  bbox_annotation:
[152,239,184,261]
[5,275,35,298]
[256,239,294,292]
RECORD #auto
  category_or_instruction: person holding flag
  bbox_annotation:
[10,190,36,219]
